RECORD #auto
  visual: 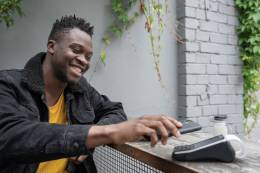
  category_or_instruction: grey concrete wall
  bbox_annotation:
[0,0,178,118]
[177,0,244,134]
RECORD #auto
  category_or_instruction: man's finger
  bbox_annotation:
[146,129,158,147]
[77,155,88,162]
[141,119,168,145]
[70,155,88,164]
[161,118,180,138]
[165,116,182,128]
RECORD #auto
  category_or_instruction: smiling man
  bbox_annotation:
[0,15,182,173]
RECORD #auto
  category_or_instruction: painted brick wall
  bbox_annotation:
[177,0,244,134]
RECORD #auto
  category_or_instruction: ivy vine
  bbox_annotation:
[235,0,260,134]
[0,0,23,27]
[101,0,168,87]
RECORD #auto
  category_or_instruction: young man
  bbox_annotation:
[0,15,182,173]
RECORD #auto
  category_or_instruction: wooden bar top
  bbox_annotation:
[111,132,260,173]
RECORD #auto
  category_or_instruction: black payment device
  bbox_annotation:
[178,120,202,135]
[172,135,236,162]
[143,120,201,141]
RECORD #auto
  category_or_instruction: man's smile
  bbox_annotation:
[70,64,85,77]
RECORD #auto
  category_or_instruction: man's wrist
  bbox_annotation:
[86,124,118,148]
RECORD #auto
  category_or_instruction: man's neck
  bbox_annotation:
[42,54,66,106]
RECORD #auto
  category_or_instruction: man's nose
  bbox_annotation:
[77,55,89,65]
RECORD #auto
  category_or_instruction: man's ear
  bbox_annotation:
[47,40,56,55]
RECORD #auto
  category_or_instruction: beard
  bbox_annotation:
[52,63,81,85]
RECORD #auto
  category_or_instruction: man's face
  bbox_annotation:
[48,28,93,84]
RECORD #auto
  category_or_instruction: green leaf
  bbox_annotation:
[100,49,107,65]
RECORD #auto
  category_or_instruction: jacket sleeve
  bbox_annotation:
[0,74,92,163]
[86,82,127,125]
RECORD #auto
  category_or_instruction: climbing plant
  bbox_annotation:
[101,0,169,87]
[0,0,23,27]
[235,0,260,134]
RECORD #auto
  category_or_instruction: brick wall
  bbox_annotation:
[177,0,244,134]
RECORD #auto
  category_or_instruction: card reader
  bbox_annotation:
[172,135,236,162]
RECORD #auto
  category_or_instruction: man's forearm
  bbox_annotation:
[86,125,117,148]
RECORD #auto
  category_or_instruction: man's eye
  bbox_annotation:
[72,48,81,53]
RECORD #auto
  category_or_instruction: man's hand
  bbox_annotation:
[86,115,182,148]
[70,155,88,164]
[111,115,182,147]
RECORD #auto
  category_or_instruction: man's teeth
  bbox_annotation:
[73,66,82,73]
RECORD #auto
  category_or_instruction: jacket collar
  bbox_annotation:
[21,52,85,94]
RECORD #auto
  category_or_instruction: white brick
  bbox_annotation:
[234,84,243,94]
[185,6,196,18]
[196,9,206,20]
[235,104,244,114]
[228,35,238,45]
[227,16,239,26]
[200,42,219,53]
[219,45,238,55]
[228,75,243,84]
[185,53,196,63]
[227,56,242,65]
[226,0,235,6]
[196,53,211,63]
[186,64,206,74]
[219,105,236,114]
[210,33,228,44]
[186,42,200,51]
[201,43,237,54]
[197,75,209,84]
[218,85,236,94]
[208,85,218,95]
[200,21,218,32]
[203,105,218,115]
[210,95,228,104]
[186,85,207,95]
[185,0,200,8]
[207,11,227,23]
[218,0,228,5]
[211,55,228,64]
[199,0,208,9]
[179,96,197,106]
[196,30,210,41]
[185,29,196,41]
[186,75,198,84]
[208,1,219,12]
[209,75,228,84]
[219,65,242,74]
[186,106,202,117]
[197,95,210,105]
[228,95,243,104]
[207,64,218,74]
[199,0,218,11]
[218,23,236,34]
[219,4,236,16]
[185,18,199,29]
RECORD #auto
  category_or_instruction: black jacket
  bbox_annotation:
[0,52,127,173]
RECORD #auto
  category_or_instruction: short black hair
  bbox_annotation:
[48,15,94,42]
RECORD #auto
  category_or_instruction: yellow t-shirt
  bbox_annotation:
[36,93,69,173]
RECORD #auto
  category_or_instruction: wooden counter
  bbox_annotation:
[110,132,260,173]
